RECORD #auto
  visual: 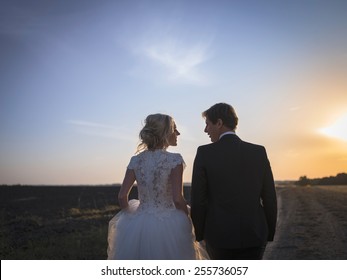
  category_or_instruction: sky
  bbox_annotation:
[1,0,347,185]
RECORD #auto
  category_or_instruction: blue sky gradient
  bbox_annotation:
[1,0,347,184]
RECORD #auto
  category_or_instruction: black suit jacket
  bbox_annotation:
[191,134,277,249]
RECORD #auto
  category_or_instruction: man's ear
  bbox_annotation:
[216,118,223,128]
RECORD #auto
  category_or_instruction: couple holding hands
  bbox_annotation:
[107,102,277,260]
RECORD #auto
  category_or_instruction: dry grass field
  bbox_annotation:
[0,185,123,259]
[264,185,347,259]
[1,184,347,259]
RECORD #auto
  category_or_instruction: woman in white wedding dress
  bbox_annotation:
[107,114,207,260]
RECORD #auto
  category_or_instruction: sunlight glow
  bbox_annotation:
[319,114,347,141]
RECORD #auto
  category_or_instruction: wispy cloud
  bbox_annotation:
[145,40,210,84]
[66,120,135,141]
[132,37,212,85]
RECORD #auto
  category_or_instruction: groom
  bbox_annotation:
[191,103,277,260]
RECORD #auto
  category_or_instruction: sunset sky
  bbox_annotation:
[1,0,347,185]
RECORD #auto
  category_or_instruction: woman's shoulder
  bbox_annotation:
[166,151,185,168]
[128,151,148,168]
[127,154,138,169]
[166,151,183,159]
[133,150,183,161]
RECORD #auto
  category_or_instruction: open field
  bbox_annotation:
[0,185,124,259]
[1,184,347,259]
[264,185,347,259]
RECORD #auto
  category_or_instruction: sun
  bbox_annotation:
[319,113,347,141]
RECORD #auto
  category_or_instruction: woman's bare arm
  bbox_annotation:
[170,164,188,215]
[118,168,136,210]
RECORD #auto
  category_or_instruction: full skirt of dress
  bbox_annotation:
[107,200,207,260]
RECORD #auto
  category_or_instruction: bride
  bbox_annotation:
[107,113,207,259]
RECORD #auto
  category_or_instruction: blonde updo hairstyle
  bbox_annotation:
[137,114,175,153]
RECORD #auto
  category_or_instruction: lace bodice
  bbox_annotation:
[127,150,185,214]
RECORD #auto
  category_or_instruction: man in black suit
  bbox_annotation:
[191,103,277,260]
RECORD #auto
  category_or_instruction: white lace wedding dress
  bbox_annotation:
[107,150,207,260]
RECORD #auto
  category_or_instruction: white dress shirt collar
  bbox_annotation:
[219,131,236,140]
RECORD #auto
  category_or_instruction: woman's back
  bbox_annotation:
[128,150,184,212]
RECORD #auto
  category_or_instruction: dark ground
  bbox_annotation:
[0,184,189,259]
[0,185,123,259]
[264,185,347,259]
[1,184,347,259]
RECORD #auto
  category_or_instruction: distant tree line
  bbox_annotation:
[297,173,347,186]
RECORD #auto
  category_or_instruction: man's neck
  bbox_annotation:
[219,131,236,139]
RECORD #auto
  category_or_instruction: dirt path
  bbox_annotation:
[263,185,347,259]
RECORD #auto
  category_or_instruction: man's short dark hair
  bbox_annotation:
[202,103,238,130]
